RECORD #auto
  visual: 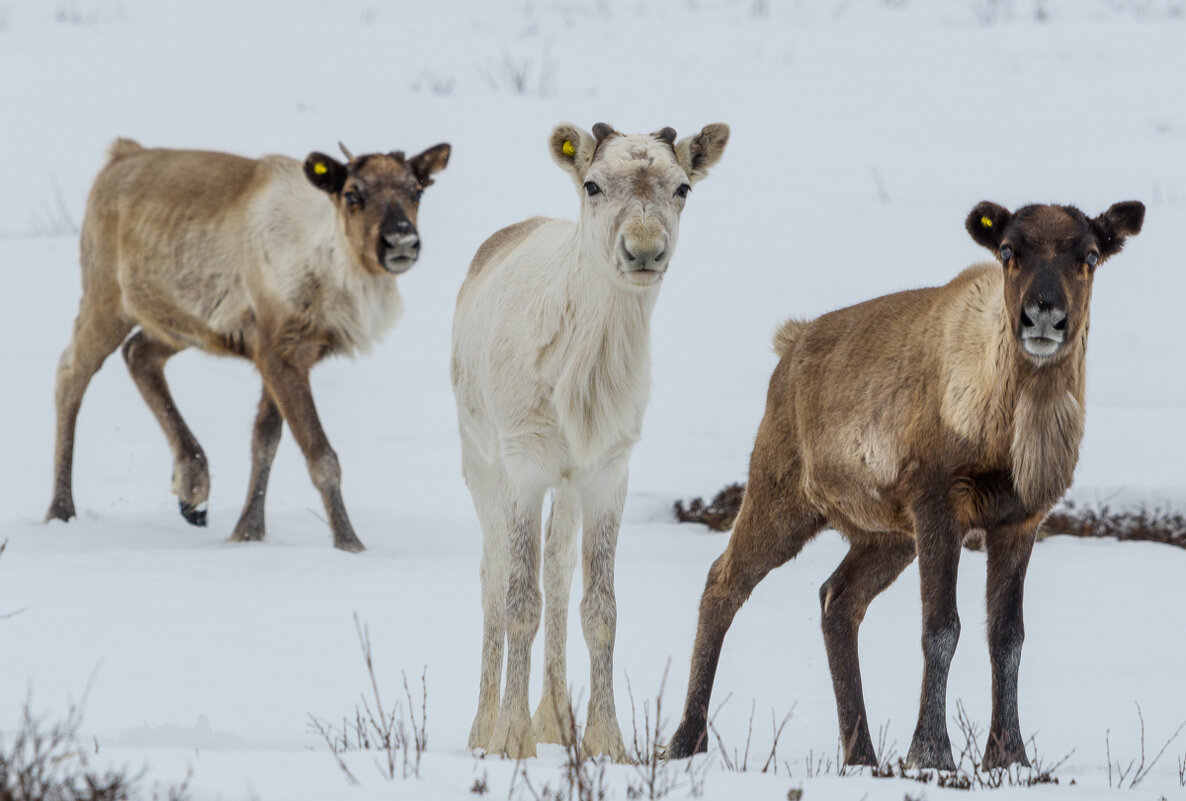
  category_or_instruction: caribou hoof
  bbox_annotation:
[334,534,366,553]
[45,498,76,523]
[666,722,709,759]
[905,738,956,772]
[179,500,207,527]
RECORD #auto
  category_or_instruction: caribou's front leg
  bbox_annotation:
[981,518,1038,769]
[578,471,628,763]
[257,350,363,552]
[487,483,544,759]
[122,331,210,526]
[905,493,963,771]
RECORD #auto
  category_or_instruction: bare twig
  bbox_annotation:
[868,164,890,203]
[308,713,361,787]
[625,662,708,799]
[761,704,795,774]
[0,539,27,619]
[30,175,79,238]
[308,614,429,785]
[1129,702,1186,788]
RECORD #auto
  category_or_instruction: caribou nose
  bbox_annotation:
[619,234,669,273]
[1019,301,1068,359]
[384,230,420,253]
[1021,302,1067,332]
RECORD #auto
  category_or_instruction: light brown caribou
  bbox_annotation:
[46,137,450,551]
[668,200,1145,769]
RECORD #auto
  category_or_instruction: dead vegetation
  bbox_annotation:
[625,663,709,798]
[675,483,1186,553]
[0,690,192,801]
[673,483,745,532]
[851,702,1069,789]
[498,665,712,800]
[505,692,610,801]
[307,614,428,784]
[1105,702,1186,789]
[1044,500,1186,549]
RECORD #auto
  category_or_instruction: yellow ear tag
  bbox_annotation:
[981,215,993,228]
[313,162,328,175]
[562,140,576,157]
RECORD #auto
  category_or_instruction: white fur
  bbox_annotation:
[244,158,404,356]
[452,126,727,760]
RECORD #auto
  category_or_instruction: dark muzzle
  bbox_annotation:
[381,218,420,273]
[1018,299,1067,359]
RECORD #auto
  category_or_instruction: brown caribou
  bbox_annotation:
[46,137,450,551]
[667,200,1145,769]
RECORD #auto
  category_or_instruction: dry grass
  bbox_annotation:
[1044,501,1186,550]
[1105,702,1186,789]
[0,690,191,801]
[675,483,1186,555]
[625,663,709,798]
[506,691,609,801]
[673,484,745,532]
[307,613,428,784]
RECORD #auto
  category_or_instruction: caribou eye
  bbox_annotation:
[1086,251,1099,268]
[1000,246,1014,262]
[675,183,691,199]
[344,191,362,208]
[583,181,601,197]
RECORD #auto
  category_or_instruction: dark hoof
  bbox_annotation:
[666,723,709,759]
[982,738,1030,770]
[228,528,264,543]
[905,739,955,771]
[179,501,207,527]
[334,536,366,554]
[981,752,1030,770]
[45,500,76,523]
[844,749,878,768]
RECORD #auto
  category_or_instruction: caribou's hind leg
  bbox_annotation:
[819,533,917,765]
[669,471,826,759]
[532,487,580,745]
[229,385,283,542]
[47,292,133,523]
[486,481,545,759]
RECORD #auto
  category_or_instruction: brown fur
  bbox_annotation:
[466,217,549,277]
[669,201,1144,770]
[45,137,450,551]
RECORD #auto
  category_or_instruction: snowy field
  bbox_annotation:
[1,0,1185,798]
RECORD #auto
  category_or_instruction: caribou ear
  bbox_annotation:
[304,153,347,195]
[674,123,729,185]
[966,201,1011,250]
[1092,201,1145,259]
[549,123,597,185]
[409,143,451,188]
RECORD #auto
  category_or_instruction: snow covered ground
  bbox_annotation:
[1,0,1184,798]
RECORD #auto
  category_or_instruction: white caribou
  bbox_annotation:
[451,121,729,759]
